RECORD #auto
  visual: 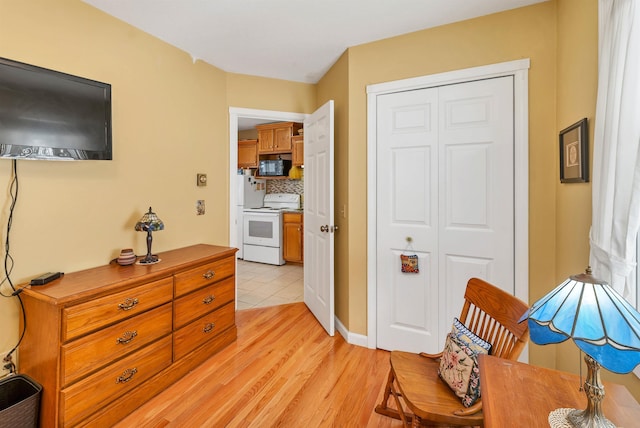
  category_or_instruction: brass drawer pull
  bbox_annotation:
[116,367,138,384]
[202,295,216,304]
[203,322,215,333]
[202,270,215,280]
[118,297,139,311]
[116,330,138,345]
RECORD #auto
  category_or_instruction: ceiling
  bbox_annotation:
[82,0,547,84]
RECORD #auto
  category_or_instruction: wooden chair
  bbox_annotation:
[375,277,530,427]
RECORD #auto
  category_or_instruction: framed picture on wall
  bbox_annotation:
[559,118,588,183]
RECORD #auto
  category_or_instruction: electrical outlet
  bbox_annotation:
[0,351,14,378]
[196,200,205,215]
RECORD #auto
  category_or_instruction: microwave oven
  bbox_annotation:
[259,159,292,176]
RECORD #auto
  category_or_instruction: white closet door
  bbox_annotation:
[376,77,514,353]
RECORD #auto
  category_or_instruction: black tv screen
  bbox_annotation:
[0,57,112,160]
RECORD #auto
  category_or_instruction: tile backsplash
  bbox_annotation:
[267,178,303,195]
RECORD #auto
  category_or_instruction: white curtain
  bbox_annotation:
[590,0,640,300]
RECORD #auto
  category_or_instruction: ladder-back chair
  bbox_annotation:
[375,277,530,427]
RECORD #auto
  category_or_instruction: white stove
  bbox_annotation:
[242,194,300,265]
[244,193,301,213]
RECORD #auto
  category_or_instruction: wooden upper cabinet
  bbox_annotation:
[256,122,302,154]
[257,129,275,152]
[238,139,258,168]
[292,135,304,166]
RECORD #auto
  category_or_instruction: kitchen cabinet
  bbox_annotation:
[283,212,303,263]
[256,122,302,154]
[19,244,237,427]
[238,139,258,168]
[292,135,304,166]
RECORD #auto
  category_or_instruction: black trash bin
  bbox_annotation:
[0,374,42,428]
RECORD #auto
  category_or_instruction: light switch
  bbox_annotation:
[196,173,207,186]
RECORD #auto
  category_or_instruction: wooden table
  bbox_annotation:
[479,354,640,427]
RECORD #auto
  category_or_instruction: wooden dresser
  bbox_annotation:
[19,244,238,427]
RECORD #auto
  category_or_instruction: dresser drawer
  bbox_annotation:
[62,278,173,342]
[61,335,172,426]
[174,276,234,329]
[173,302,235,360]
[62,277,173,341]
[174,256,234,297]
[61,303,172,386]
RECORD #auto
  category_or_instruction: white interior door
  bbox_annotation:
[303,100,335,335]
[376,77,514,353]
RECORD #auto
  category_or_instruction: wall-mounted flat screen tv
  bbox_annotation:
[0,57,112,160]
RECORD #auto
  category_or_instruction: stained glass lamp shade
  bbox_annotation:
[134,207,164,264]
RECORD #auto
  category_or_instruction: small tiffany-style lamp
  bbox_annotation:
[134,207,164,264]
[521,267,640,428]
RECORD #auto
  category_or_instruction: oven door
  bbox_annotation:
[243,211,281,248]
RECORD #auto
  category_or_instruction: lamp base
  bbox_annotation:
[137,254,161,265]
[548,355,617,428]
[566,408,616,428]
[549,408,617,428]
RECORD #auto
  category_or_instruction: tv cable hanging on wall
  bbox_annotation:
[0,160,24,374]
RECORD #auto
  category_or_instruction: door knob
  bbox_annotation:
[320,225,328,232]
[331,225,339,233]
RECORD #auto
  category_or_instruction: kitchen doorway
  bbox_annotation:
[229,107,306,254]
[229,107,307,309]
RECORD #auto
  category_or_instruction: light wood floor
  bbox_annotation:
[115,302,403,427]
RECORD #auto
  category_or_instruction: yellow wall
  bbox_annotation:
[0,0,315,361]
[227,73,316,113]
[554,0,640,398]
[0,0,223,354]
[332,3,559,345]
[555,0,597,279]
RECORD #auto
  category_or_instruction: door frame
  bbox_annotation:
[228,107,307,252]
[365,59,530,349]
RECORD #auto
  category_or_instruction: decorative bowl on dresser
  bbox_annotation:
[19,244,238,427]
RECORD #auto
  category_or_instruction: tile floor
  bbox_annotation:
[236,259,304,310]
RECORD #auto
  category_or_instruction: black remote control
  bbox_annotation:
[30,272,63,286]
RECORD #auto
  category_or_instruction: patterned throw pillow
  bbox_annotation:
[438,318,492,407]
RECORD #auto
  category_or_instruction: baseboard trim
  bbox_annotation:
[335,316,370,348]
